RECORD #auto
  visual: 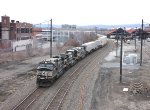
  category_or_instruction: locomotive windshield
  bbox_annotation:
[37,62,54,71]
[66,51,72,55]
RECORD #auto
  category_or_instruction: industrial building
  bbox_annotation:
[0,15,33,40]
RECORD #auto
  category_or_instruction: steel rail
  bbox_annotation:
[12,88,47,110]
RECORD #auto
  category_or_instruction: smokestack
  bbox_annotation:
[11,20,15,23]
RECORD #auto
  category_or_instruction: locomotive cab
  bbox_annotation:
[36,58,64,87]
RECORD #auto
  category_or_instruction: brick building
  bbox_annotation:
[32,27,42,38]
[15,21,32,40]
[0,15,33,40]
[0,23,1,39]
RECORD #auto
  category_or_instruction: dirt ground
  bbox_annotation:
[0,46,71,109]
[90,40,150,110]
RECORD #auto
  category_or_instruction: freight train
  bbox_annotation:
[36,35,107,87]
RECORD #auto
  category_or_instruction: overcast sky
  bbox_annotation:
[0,0,150,25]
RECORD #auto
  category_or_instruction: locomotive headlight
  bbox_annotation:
[42,71,49,76]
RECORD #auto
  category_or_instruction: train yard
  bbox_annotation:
[1,38,150,110]
[0,35,110,110]
[10,40,112,110]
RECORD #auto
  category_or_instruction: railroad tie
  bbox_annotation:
[129,81,149,95]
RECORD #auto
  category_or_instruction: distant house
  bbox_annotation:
[125,28,148,39]
[106,29,117,38]
[107,28,129,39]
[144,27,150,38]
[126,29,136,39]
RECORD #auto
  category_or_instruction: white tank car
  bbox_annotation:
[95,40,101,49]
[81,41,96,54]
[98,35,107,47]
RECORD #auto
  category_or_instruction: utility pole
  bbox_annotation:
[140,19,143,66]
[134,27,137,52]
[95,27,97,36]
[116,31,118,57]
[120,28,123,83]
[50,19,52,58]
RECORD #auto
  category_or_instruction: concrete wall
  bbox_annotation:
[12,39,33,52]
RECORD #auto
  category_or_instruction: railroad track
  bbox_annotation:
[45,41,114,110]
[144,46,150,59]
[11,40,113,110]
[12,88,47,110]
[11,60,89,110]
[45,55,93,110]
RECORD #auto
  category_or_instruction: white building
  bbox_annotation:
[41,28,96,44]
[41,29,73,43]
[53,30,70,43]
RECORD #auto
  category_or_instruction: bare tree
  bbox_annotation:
[81,32,98,43]
[64,34,80,47]
[56,42,63,54]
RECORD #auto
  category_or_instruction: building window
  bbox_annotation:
[64,32,68,35]
[17,28,20,33]
[53,32,57,35]
[53,36,56,42]
[25,28,29,33]
[58,32,60,35]
[21,28,25,33]
[30,28,32,33]
[10,26,13,31]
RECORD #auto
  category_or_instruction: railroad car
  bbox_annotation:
[54,53,74,69]
[72,47,86,59]
[59,53,74,68]
[95,40,101,49]
[98,35,107,47]
[71,47,86,60]
[66,49,79,62]
[81,42,95,54]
